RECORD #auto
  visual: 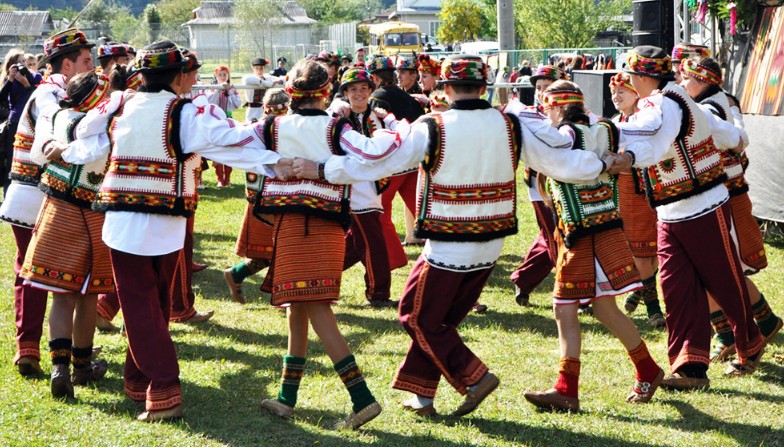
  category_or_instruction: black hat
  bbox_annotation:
[251,57,268,66]
[624,45,674,80]
[43,28,94,63]
[134,40,187,73]
[277,56,287,64]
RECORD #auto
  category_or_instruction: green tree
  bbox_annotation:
[298,0,381,24]
[78,0,132,37]
[157,0,201,28]
[516,0,630,49]
[437,0,484,43]
[110,10,144,46]
[234,0,281,57]
[0,3,15,12]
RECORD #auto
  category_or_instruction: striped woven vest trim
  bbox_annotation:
[415,108,520,242]
[253,113,351,227]
[643,88,727,208]
[702,91,749,197]
[94,93,199,217]
[548,121,623,248]
[39,110,108,208]
[9,98,41,184]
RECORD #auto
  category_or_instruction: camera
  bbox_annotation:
[15,63,30,77]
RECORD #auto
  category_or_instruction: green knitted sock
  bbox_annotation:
[710,310,735,346]
[277,355,306,408]
[334,355,375,413]
[230,261,254,284]
[752,293,782,337]
[640,275,663,318]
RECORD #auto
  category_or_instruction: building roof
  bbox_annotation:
[185,1,315,26]
[0,11,53,37]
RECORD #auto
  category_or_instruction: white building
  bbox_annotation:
[388,0,442,37]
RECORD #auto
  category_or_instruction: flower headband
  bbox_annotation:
[429,94,448,110]
[609,72,636,94]
[680,58,722,86]
[542,90,584,109]
[264,103,288,116]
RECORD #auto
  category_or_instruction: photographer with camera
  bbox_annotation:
[0,49,42,195]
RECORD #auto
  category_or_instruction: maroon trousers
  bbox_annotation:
[344,211,391,302]
[658,202,764,373]
[111,248,182,411]
[97,217,197,322]
[393,256,492,398]
[11,225,48,363]
[170,216,197,322]
[380,172,418,270]
[510,200,557,294]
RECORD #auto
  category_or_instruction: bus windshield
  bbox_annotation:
[385,32,419,47]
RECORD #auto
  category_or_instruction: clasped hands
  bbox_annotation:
[602,151,634,175]
[273,157,320,181]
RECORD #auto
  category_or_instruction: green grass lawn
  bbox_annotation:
[1,132,783,446]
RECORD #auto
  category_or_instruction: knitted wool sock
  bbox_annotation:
[49,338,71,366]
[752,293,782,338]
[710,310,735,347]
[553,357,580,398]
[71,345,93,370]
[334,355,376,413]
[640,276,663,318]
[277,355,306,408]
[230,262,253,284]
[627,341,660,383]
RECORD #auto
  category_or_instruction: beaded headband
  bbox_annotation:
[264,103,289,116]
[609,72,636,94]
[73,75,110,112]
[125,70,142,90]
[542,90,584,109]
[626,50,673,79]
[418,54,440,75]
[429,94,448,109]
[439,60,488,85]
[530,65,567,83]
[680,58,722,86]
[98,43,128,59]
[44,28,93,62]
[285,78,333,99]
[671,44,711,63]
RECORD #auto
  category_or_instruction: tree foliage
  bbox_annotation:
[234,0,282,57]
[516,0,631,49]
[297,0,380,24]
[156,0,201,28]
[144,3,162,42]
[437,0,484,43]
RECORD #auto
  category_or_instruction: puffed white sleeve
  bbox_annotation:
[519,123,606,184]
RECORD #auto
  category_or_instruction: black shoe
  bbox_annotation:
[51,364,74,399]
[514,285,530,307]
[365,299,399,309]
[72,359,109,386]
[577,304,593,316]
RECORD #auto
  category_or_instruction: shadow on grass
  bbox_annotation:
[465,416,661,447]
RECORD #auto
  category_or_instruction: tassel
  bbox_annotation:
[695,0,708,24]
[728,2,737,36]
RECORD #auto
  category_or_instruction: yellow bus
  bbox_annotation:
[367,21,422,56]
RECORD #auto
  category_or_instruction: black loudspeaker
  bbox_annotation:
[632,0,675,51]
[571,70,618,119]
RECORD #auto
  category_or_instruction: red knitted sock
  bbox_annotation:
[553,357,580,398]
[628,340,660,382]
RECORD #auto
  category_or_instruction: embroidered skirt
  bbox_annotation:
[268,213,344,306]
[618,172,658,258]
[553,227,641,302]
[728,192,767,274]
[21,197,114,294]
[235,202,274,260]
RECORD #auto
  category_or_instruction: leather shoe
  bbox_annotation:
[72,359,109,386]
[262,398,295,419]
[17,356,44,377]
[364,299,399,309]
[137,404,184,422]
[335,401,382,430]
[524,388,579,412]
[453,372,499,416]
[181,310,214,324]
[51,364,74,399]
[661,372,710,391]
[472,302,488,314]
[223,269,245,304]
[192,262,208,272]
[514,285,530,307]
[725,343,766,377]
[647,313,666,328]
[96,314,118,332]
[710,341,736,363]
[626,368,664,404]
[402,401,437,417]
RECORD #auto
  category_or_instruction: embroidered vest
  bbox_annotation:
[642,86,726,207]
[547,120,623,248]
[613,114,647,195]
[348,109,389,194]
[9,98,41,185]
[702,91,748,196]
[416,107,520,242]
[39,109,109,208]
[254,113,351,227]
[94,92,201,217]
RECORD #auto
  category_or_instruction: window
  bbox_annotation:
[428,21,441,36]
